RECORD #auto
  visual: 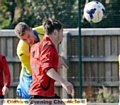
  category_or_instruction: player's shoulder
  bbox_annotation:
[33,25,43,30]
[32,25,44,34]
[0,54,6,60]
[41,39,55,50]
[17,40,29,52]
[17,40,28,47]
[0,54,3,58]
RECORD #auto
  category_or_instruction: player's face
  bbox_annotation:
[57,29,63,44]
[19,30,34,44]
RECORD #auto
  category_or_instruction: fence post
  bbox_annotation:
[58,31,69,98]
[118,55,120,98]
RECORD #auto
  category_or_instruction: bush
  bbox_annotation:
[82,85,118,103]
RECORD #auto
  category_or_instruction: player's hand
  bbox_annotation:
[59,56,69,69]
[2,86,9,95]
[61,81,73,94]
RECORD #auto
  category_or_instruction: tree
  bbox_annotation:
[0,0,78,29]
[1,0,119,28]
[23,0,78,28]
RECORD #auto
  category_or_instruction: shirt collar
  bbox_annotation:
[33,30,40,43]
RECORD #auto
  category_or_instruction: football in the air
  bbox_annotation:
[83,1,105,23]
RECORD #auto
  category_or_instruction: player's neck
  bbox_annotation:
[33,33,38,43]
[46,35,57,48]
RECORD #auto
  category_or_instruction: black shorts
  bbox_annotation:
[30,94,61,99]
[0,95,4,99]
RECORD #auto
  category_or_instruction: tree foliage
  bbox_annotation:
[0,0,120,28]
[0,0,78,29]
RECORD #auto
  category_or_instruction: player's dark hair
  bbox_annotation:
[42,18,63,35]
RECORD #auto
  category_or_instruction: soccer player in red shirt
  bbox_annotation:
[29,18,73,99]
[14,22,68,99]
[0,54,11,99]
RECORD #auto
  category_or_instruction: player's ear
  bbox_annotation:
[54,29,58,35]
[30,27,32,31]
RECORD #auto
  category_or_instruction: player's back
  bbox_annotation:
[33,25,44,41]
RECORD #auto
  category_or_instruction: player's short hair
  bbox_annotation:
[42,18,63,35]
[14,22,30,37]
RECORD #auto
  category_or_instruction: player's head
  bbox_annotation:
[14,22,34,44]
[42,18,63,44]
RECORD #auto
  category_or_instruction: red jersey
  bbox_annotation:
[0,54,11,95]
[29,36,59,97]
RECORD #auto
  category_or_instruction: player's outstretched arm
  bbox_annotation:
[46,68,73,94]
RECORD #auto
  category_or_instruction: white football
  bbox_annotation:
[83,1,105,23]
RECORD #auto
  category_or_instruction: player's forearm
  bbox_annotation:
[2,58,11,87]
[3,68,11,87]
[46,68,65,84]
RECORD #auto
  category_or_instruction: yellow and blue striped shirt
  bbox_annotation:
[16,26,44,99]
